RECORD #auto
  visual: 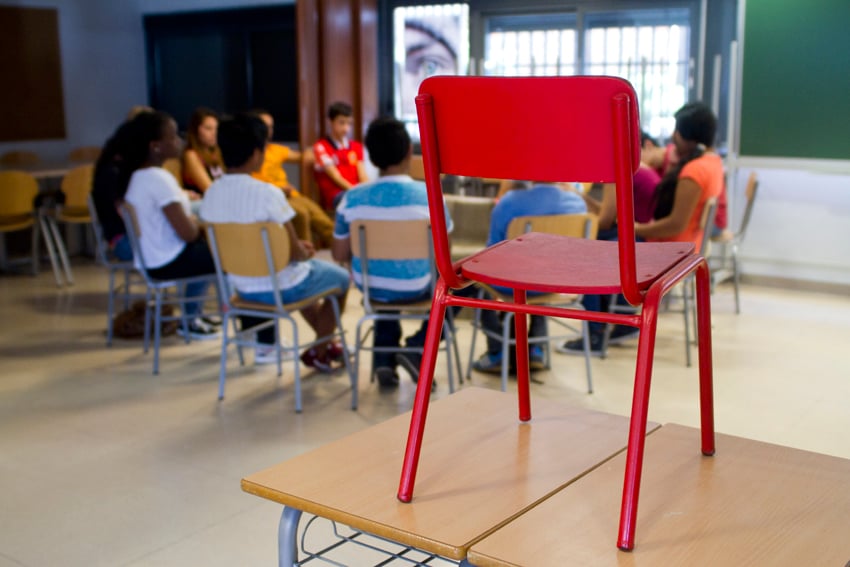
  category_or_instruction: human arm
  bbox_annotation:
[596,183,617,229]
[356,160,368,183]
[182,150,213,192]
[331,236,351,263]
[634,177,701,240]
[162,202,201,242]
[285,221,315,262]
[323,163,356,190]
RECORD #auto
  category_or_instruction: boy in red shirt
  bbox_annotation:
[312,102,368,210]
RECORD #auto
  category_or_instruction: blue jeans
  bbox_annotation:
[110,234,133,262]
[367,289,432,370]
[237,260,350,344]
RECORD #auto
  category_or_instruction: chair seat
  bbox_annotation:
[461,232,694,295]
[231,286,343,314]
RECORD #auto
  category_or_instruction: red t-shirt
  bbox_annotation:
[312,136,363,209]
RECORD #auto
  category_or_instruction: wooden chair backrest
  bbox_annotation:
[68,146,101,162]
[0,171,39,217]
[697,197,718,255]
[738,171,759,239]
[162,158,183,187]
[350,219,431,261]
[416,76,643,304]
[409,155,426,181]
[0,150,39,166]
[60,164,95,210]
[206,222,291,278]
[507,213,599,241]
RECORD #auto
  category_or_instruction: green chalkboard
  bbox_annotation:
[740,0,850,160]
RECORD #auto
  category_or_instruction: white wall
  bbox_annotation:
[0,0,147,162]
[730,160,850,289]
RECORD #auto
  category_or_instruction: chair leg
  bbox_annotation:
[732,243,741,315]
[398,280,449,503]
[153,292,163,375]
[500,312,512,393]
[47,218,74,285]
[465,308,481,382]
[38,215,63,286]
[441,320,456,394]
[445,310,463,386]
[581,320,594,394]
[106,268,117,346]
[143,288,153,354]
[513,290,531,422]
[218,313,231,400]
[617,298,661,551]
[291,323,303,413]
[695,262,716,455]
[682,279,693,368]
[331,295,357,411]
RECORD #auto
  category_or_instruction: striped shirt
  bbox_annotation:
[334,174,453,302]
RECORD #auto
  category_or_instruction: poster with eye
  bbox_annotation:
[394,4,469,122]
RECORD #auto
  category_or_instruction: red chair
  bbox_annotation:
[397,76,715,551]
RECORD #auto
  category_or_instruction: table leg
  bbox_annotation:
[278,506,303,567]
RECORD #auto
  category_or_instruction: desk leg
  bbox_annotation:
[278,506,302,567]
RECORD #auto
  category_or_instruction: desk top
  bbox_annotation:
[242,387,647,560]
[468,424,850,566]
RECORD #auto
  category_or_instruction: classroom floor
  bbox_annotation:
[1,258,849,567]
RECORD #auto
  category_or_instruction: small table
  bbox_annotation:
[467,424,850,566]
[242,387,652,566]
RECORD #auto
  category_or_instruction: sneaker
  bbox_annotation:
[395,352,437,391]
[300,347,335,373]
[200,314,222,327]
[529,345,546,371]
[606,325,640,345]
[254,345,279,365]
[556,333,604,356]
[374,366,400,389]
[176,318,221,341]
[326,341,345,363]
[472,352,504,374]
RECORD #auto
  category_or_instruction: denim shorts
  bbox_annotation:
[237,259,350,306]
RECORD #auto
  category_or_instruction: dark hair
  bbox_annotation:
[328,101,353,120]
[364,116,410,170]
[673,102,717,147]
[218,113,268,169]
[651,102,717,219]
[185,106,223,168]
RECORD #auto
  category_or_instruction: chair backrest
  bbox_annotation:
[60,164,95,213]
[0,171,39,217]
[737,171,759,242]
[409,154,426,181]
[0,150,39,166]
[205,222,291,278]
[416,76,643,304]
[697,197,718,256]
[506,213,599,241]
[162,158,183,187]
[68,146,102,163]
[118,202,155,279]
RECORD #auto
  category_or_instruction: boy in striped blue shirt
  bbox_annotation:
[332,117,453,389]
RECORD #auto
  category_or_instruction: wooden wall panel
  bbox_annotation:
[0,6,66,142]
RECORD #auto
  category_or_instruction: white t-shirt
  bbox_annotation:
[199,173,310,293]
[124,167,191,269]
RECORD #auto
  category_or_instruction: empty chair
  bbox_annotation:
[0,170,59,279]
[396,76,715,551]
[43,164,97,286]
[205,221,356,412]
[0,150,40,166]
[467,212,597,393]
[119,203,219,375]
[350,218,461,392]
[710,171,758,313]
[87,194,140,346]
[68,146,102,163]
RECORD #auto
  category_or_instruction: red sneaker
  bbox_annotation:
[300,347,335,373]
[326,341,345,362]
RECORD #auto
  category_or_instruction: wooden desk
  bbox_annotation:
[242,387,650,565]
[468,424,850,566]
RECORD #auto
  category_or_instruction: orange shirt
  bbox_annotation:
[663,152,724,250]
[252,143,301,197]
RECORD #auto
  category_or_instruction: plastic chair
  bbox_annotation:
[87,194,141,346]
[43,164,96,286]
[0,151,39,166]
[467,213,597,393]
[397,76,715,551]
[205,222,356,412]
[350,218,461,392]
[68,146,102,163]
[0,170,59,280]
[119,203,219,375]
[710,171,758,314]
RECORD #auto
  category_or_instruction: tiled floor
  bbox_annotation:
[1,259,849,566]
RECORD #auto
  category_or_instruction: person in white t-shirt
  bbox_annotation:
[200,113,350,371]
[122,111,219,340]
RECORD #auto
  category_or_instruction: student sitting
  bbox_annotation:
[312,102,368,210]
[182,107,224,196]
[200,113,350,370]
[122,111,219,339]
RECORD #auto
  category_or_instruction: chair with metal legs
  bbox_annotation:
[396,76,715,551]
